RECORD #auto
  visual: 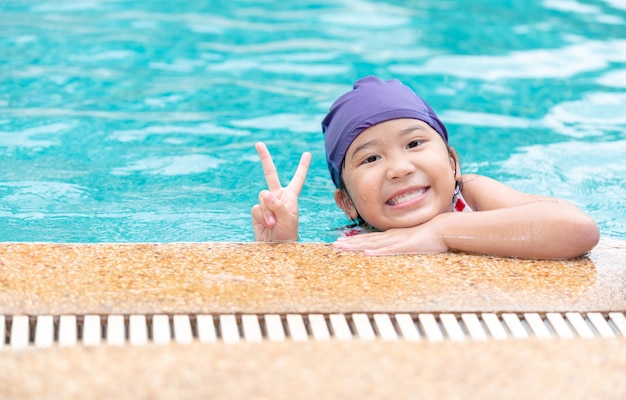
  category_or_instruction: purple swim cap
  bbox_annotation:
[321,76,448,187]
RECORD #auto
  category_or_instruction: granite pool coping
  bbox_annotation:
[1,237,625,315]
[0,239,626,315]
[2,338,626,400]
[2,238,626,399]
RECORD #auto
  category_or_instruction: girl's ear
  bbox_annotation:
[448,146,461,178]
[334,189,359,220]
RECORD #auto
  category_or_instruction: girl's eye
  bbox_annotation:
[362,155,380,164]
[407,140,422,149]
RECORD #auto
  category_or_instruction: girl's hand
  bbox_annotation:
[251,142,311,242]
[333,218,449,255]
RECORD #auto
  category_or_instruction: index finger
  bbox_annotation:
[255,142,282,191]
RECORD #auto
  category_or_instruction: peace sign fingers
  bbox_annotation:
[252,142,311,243]
[255,142,282,191]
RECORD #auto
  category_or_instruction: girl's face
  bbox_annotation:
[335,118,459,231]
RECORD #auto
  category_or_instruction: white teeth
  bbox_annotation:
[387,188,427,206]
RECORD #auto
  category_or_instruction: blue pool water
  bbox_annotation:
[1,0,625,242]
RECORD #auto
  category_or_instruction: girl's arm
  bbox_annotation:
[334,174,599,259]
[437,174,599,258]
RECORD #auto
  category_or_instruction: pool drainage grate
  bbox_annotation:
[2,312,626,350]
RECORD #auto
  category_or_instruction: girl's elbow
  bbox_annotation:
[583,219,600,251]
[567,216,600,257]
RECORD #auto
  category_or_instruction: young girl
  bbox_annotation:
[251,76,599,259]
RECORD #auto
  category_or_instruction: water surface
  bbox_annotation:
[1,0,625,242]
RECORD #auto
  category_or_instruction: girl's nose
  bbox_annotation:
[386,155,416,180]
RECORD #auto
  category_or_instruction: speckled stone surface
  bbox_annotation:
[2,338,626,399]
[2,238,626,399]
[1,238,625,314]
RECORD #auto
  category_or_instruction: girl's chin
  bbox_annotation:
[370,217,432,231]
[368,213,438,231]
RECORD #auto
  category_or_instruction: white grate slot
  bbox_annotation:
[546,312,575,339]
[0,316,4,350]
[241,315,262,343]
[524,313,552,339]
[419,314,444,342]
[264,314,285,342]
[196,315,217,343]
[4,311,626,349]
[440,314,465,341]
[395,314,421,341]
[502,313,529,339]
[329,314,352,341]
[461,313,487,341]
[286,314,308,342]
[352,314,375,341]
[609,312,626,336]
[10,315,30,349]
[587,313,615,338]
[373,314,398,341]
[173,315,193,344]
[152,315,171,345]
[83,315,101,346]
[59,315,77,347]
[129,315,148,346]
[219,315,240,344]
[106,315,125,346]
[566,312,595,339]
[34,315,54,348]
[308,314,330,341]
[482,313,508,340]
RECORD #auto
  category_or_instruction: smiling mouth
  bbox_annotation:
[386,187,430,206]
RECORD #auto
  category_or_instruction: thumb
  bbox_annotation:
[262,192,295,223]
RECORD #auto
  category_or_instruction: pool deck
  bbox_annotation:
[1,238,626,399]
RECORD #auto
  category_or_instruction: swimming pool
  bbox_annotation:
[1,0,625,243]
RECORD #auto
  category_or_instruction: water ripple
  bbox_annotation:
[0,181,91,215]
[542,92,626,137]
[500,140,626,234]
[0,109,218,121]
[597,69,626,88]
[231,113,322,133]
[111,154,226,176]
[440,111,535,128]
[390,40,626,80]
[0,122,76,148]
[440,92,626,138]
[109,123,249,142]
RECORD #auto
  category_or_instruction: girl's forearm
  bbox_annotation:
[435,202,599,259]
